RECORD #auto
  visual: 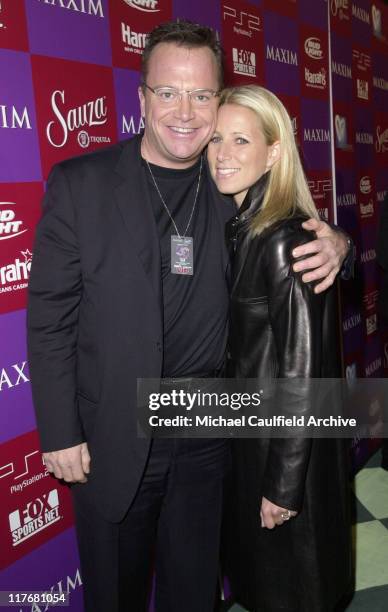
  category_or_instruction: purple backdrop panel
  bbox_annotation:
[173,0,221,31]
[372,51,388,112]
[298,0,327,29]
[0,50,42,183]
[113,67,143,141]
[351,0,372,46]
[264,11,299,96]
[0,527,83,611]
[301,99,331,171]
[331,33,353,102]
[354,106,375,168]
[25,0,111,66]
[0,310,36,444]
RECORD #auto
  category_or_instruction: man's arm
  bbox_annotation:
[27,164,89,483]
[291,219,351,294]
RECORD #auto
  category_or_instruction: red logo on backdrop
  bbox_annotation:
[0,430,74,569]
[109,0,172,70]
[330,0,352,36]
[300,26,329,101]
[0,0,28,52]
[357,171,375,222]
[333,102,354,168]
[262,0,297,18]
[222,0,263,85]
[352,48,372,103]
[0,183,43,315]
[375,111,388,165]
[306,171,333,223]
[31,56,117,179]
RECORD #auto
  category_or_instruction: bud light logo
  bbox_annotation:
[123,0,160,11]
[304,37,323,60]
[0,203,27,241]
[9,489,61,546]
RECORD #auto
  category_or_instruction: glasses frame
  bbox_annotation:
[143,83,220,106]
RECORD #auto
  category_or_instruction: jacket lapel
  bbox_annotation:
[113,136,162,309]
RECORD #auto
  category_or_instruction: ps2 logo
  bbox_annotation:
[0,450,42,481]
[223,5,261,32]
[307,179,332,200]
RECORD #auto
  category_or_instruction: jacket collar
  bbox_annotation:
[238,170,270,222]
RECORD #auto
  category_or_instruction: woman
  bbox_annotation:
[207,86,352,611]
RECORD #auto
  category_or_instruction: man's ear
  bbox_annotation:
[138,86,145,118]
[266,141,281,170]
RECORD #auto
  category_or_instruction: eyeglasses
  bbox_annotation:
[143,84,220,107]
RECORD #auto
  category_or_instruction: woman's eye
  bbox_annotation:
[236,137,249,144]
[210,136,221,144]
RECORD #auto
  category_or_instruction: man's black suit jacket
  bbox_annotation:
[27,135,234,522]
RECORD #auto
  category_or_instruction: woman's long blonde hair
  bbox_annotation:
[219,85,319,235]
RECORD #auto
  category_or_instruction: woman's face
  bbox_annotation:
[207,103,278,207]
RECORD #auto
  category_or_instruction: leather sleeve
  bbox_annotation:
[27,164,84,452]
[261,225,324,511]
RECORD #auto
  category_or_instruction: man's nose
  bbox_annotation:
[173,93,195,121]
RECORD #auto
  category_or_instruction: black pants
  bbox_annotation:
[73,438,229,612]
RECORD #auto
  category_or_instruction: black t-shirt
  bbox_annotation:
[142,157,230,377]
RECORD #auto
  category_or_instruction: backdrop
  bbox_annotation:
[0,0,387,609]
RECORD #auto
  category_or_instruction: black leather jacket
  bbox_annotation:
[226,172,341,510]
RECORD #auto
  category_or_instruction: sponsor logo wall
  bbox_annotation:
[0,0,387,607]
[331,0,388,467]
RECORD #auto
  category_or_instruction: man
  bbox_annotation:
[27,20,350,612]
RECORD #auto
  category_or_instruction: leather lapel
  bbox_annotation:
[113,136,162,308]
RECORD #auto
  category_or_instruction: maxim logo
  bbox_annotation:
[37,0,104,17]
[375,125,388,153]
[343,312,361,331]
[0,249,32,294]
[365,357,382,376]
[303,128,330,143]
[305,68,326,89]
[366,313,377,335]
[360,249,376,263]
[266,45,298,66]
[360,176,372,194]
[9,488,61,546]
[331,61,352,79]
[352,4,370,24]
[0,105,32,130]
[331,0,349,18]
[233,48,256,77]
[337,192,356,207]
[355,132,373,145]
[357,79,369,100]
[304,37,323,60]
[0,203,27,241]
[373,76,388,91]
[223,6,261,37]
[360,199,374,217]
[122,115,144,135]
[46,90,107,148]
[0,361,29,392]
[123,0,159,11]
[121,23,146,54]
[42,568,83,607]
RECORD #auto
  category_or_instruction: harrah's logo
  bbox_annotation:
[0,203,28,241]
[0,249,32,293]
[121,23,146,54]
[123,0,160,11]
[9,488,61,546]
[37,0,104,18]
[0,105,32,130]
[376,125,388,153]
[304,37,323,60]
[331,0,349,18]
[46,90,107,148]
